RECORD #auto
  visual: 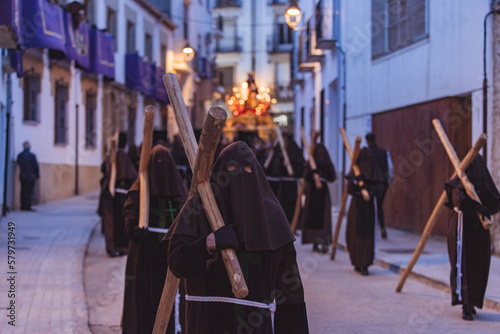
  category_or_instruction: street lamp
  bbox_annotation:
[285,2,303,30]
[182,43,195,61]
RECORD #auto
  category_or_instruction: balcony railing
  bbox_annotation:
[215,0,242,8]
[267,0,288,5]
[267,35,293,54]
[215,36,242,53]
[271,85,294,101]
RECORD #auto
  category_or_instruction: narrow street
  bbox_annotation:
[1,193,499,333]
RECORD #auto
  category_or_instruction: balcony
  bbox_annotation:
[271,85,294,102]
[215,0,242,8]
[315,0,339,50]
[305,19,324,63]
[297,32,316,73]
[215,36,242,53]
[267,34,293,54]
[267,0,288,5]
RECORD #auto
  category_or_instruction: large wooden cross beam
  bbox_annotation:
[395,131,487,292]
[153,74,248,333]
[274,124,294,176]
[330,128,368,261]
[138,106,156,228]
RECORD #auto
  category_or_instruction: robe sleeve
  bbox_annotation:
[274,242,309,334]
[168,233,217,278]
[122,189,142,243]
[347,178,360,196]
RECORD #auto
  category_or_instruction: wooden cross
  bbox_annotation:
[274,124,294,176]
[108,130,118,197]
[138,106,156,228]
[290,129,321,234]
[395,131,487,292]
[153,73,248,333]
[330,128,368,261]
[300,126,323,190]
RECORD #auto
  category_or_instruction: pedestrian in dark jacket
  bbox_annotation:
[17,141,39,211]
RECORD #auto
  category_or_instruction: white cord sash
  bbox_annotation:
[147,227,169,234]
[185,295,277,333]
[454,207,464,302]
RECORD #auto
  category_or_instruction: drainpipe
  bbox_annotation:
[483,8,500,164]
[336,42,346,190]
[74,69,79,195]
[2,74,12,216]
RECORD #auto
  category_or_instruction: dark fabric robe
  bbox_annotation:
[163,141,309,334]
[98,158,116,255]
[300,144,336,245]
[345,147,386,268]
[122,146,187,334]
[113,149,138,252]
[445,155,500,308]
[265,140,305,223]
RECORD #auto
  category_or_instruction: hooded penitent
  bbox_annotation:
[346,147,387,268]
[122,145,187,334]
[163,141,308,334]
[444,155,500,308]
[300,143,336,246]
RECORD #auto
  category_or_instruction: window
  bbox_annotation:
[217,17,237,52]
[23,74,40,122]
[145,33,153,61]
[54,83,68,145]
[277,22,293,45]
[160,43,167,69]
[107,8,117,51]
[85,91,97,148]
[372,0,427,59]
[126,21,136,53]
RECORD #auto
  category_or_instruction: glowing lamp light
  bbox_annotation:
[285,3,302,30]
[182,43,194,61]
[242,82,248,89]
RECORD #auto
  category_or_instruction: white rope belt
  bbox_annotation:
[454,207,464,302]
[114,188,128,194]
[148,227,169,234]
[266,176,300,182]
[185,295,276,333]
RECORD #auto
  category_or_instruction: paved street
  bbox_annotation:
[1,192,500,333]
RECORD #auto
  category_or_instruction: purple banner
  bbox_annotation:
[64,11,89,69]
[89,28,115,79]
[156,66,169,104]
[0,0,22,49]
[22,0,66,55]
[125,53,156,98]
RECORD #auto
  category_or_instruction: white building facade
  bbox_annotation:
[294,0,499,239]
[0,0,215,212]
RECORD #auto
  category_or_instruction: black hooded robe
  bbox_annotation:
[300,144,336,246]
[345,147,387,268]
[445,155,500,308]
[113,149,138,253]
[265,139,305,223]
[163,141,309,334]
[122,146,187,334]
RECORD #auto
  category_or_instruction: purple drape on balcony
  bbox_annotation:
[89,28,115,79]
[64,11,90,69]
[0,0,22,49]
[125,53,156,98]
[155,66,169,103]
[22,0,66,55]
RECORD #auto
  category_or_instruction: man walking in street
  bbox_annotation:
[17,141,39,211]
[366,133,392,239]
